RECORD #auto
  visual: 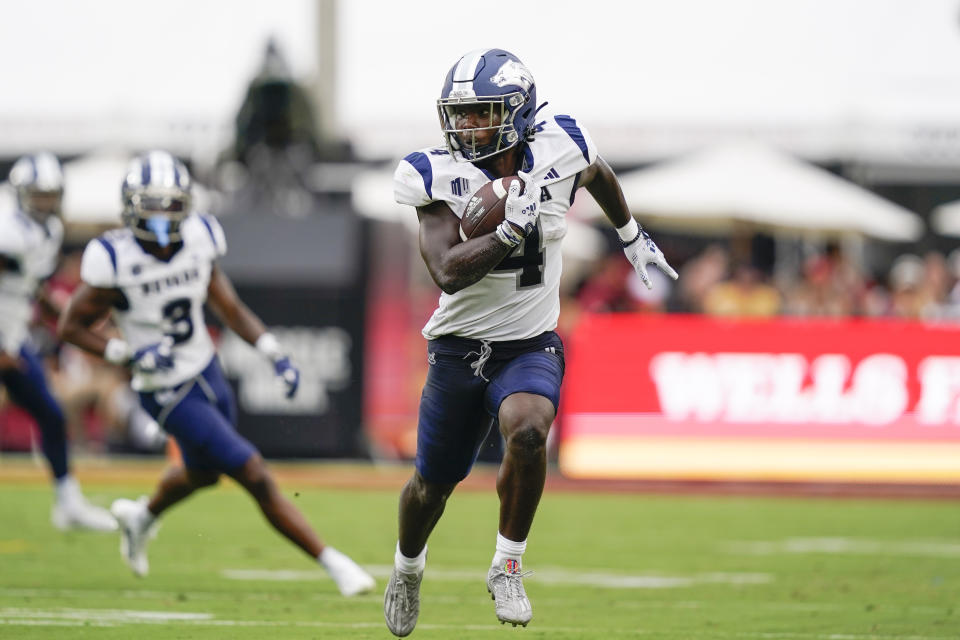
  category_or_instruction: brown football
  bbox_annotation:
[459,176,522,241]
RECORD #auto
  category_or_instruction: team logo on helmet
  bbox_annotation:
[491,60,533,92]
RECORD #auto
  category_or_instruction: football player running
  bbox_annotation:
[385,49,677,635]
[58,151,375,596]
[0,153,116,532]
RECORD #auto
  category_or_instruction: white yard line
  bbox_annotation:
[725,537,960,558]
[612,600,953,616]
[0,607,212,621]
[0,608,645,634]
[222,565,772,588]
[0,612,953,640]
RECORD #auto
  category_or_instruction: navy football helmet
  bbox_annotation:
[437,49,537,162]
[8,152,64,222]
[121,151,192,248]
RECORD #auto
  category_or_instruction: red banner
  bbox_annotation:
[559,314,960,483]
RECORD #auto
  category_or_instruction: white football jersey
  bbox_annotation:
[80,213,227,391]
[394,109,598,341]
[0,207,63,353]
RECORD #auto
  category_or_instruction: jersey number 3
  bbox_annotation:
[162,298,194,344]
[493,225,545,288]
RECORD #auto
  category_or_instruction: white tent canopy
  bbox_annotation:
[576,142,924,242]
[932,199,960,237]
[61,149,129,225]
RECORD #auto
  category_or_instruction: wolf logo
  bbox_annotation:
[491,60,533,92]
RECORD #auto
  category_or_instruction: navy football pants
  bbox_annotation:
[416,331,565,484]
[1,346,69,479]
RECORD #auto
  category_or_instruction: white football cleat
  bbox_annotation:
[51,478,117,532]
[383,567,423,637]
[487,565,533,627]
[319,546,376,596]
[51,499,118,532]
[110,497,157,577]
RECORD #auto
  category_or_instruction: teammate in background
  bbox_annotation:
[58,151,375,596]
[384,49,677,635]
[0,153,116,532]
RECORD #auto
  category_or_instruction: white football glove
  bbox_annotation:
[503,171,540,237]
[622,225,678,290]
[131,337,175,374]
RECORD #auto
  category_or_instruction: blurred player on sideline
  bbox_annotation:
[58,151,375,596]
[384,49,677,635]
[0,152,116,532]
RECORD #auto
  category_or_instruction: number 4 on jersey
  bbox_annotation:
[493,222,545,289]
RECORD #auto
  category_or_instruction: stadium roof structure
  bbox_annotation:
[574,142,924,242]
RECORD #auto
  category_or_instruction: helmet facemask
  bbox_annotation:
[18,187,63,223]
[123,188,191,248]
[437,91,526,162]
[9,152,64,223]
[121,151,193,249]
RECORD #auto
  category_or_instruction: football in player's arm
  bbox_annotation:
[58,150,375,596]
[383,48,677,636]
[0,152,116,532]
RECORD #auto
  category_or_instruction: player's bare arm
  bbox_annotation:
[417,199,514,294]
[0,349,19,370]
[580,155,678,288]
[206,262,299,397]
[578,155,631,228]
[36,288,62,324]
[206,263,268,344]
[57,284,125,358]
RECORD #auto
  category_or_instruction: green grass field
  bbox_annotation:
[0,465,958,639]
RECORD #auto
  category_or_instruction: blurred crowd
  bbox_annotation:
[569,234,960,322]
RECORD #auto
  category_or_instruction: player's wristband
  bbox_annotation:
[495,220,523,247]
[616,218,642,246]
[103,338,132,365]
[255,332,282,361]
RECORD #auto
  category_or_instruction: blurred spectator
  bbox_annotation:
[625,265,672,312]
[575,253,636,313]
[922,251,950,316]
[703,262,781,317]
[945,249,960,317]
[888,254,939,319]
[675,244,729,313]
[785,242,867,317]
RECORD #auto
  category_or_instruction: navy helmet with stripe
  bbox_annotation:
[8,152,64,221]
[437,48,537,162]
[121,151,192,248]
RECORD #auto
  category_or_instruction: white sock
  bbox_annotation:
[55,475,81,505]
[492,532,527,572]
[394,541,427,574]
[318,546,350,572]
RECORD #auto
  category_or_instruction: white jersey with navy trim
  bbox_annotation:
[394,109,598,341]
[80,213,228,391]
[0,207,63,353]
